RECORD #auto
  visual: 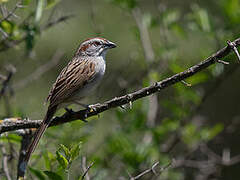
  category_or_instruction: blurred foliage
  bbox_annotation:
[0,0,240,179]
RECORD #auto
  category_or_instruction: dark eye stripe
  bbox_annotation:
[94,41,101,46]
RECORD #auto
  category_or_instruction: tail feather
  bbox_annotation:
[24,105,57,167]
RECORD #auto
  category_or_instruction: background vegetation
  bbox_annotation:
[1,0,240,179]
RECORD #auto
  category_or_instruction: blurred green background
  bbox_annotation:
[1,0,240,179]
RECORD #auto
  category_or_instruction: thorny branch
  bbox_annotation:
[128,161,171,180]
[0,38,240,133]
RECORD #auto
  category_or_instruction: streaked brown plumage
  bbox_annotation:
[47,59,96,108]
[21,37,116,173]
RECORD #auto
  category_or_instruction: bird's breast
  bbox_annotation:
[71,57,106,100]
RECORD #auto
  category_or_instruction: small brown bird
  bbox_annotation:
[21,37,116,172]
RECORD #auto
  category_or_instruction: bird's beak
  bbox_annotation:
[106,41,117,49]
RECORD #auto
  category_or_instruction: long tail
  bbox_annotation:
[19,105,57,175]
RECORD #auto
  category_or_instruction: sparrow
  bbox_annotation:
[22,37,116,170]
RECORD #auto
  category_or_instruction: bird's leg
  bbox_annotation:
[65,107,88,122]
[73,100,100,120]
[65,107,74,114]
[73,100,97,112]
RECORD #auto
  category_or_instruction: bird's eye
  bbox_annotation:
[94,41,101,46]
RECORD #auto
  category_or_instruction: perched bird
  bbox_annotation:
[22,37,116,171]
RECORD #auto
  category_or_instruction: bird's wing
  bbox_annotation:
[46,58,96,107]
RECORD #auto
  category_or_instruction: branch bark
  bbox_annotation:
[0,38,240,134]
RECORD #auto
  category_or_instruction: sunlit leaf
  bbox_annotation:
[59,144,71,160]
[1,20,13,34]
[56,151,68,169]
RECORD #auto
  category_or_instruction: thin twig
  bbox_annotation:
[129,161,172,180]
[81,160,94,180]
[42,14,75,31]
[227,40,240,62]
[13,50,64,89]
[0,0,23,23]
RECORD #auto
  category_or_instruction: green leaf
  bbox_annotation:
[1,20,13,34]
[56,151,68,169]
[70,142,82,161]
[35,0,45,23]
[59,144,71,160]
[43,171,63,180]
[29,167,46,180]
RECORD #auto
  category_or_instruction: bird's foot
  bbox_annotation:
[84,104,100,118]
[65,108,74,114]
[65,107,87,123]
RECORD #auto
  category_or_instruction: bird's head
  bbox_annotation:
[76,37,116,57]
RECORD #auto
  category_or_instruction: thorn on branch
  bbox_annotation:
[217,59,229,65]
[181,80,192,87]
[129,101,133,109]
[2,37,240,133]
[126,94,133,109]
[120,105,126,110]
[227,40,240,62]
